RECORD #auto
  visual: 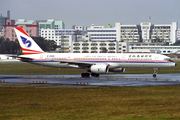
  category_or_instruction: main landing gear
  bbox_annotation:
[153,68,159,77]
[81,73,90,77]
[91,73,99,77]
[81,73,99,77]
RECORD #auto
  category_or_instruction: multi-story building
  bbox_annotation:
[140,22,152,42]
[87,23,121,42]
[176,29,180,41]
[41,24,129,53]
[121,24,141,42]
[72,41,128,53]
[140,22,177,44]
[40,22,178,53]
[130,46,180,54]
[38,19,65,36]
[0,11,10,31]
[3,19,38,41]
[41,26,86,46]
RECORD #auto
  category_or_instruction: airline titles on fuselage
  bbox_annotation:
[45,54,153,61]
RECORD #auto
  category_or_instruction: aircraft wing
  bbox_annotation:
[59,60,94,68]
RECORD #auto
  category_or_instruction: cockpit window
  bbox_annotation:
[164,58,174,62]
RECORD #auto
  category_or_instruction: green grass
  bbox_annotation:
[0,62,180,75]
[0,62,180,119]
[0,62,84,75]
[0,86,180,119]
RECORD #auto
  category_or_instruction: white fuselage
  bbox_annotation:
[19,53,176,69]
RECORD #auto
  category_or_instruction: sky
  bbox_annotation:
[1,0,180,28]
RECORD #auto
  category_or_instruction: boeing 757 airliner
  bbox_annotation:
[14,27,176,77]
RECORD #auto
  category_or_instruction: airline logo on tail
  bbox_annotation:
[14,27,44,55]
[21,36,32,48]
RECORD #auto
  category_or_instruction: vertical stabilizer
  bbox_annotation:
[14,27,44,55]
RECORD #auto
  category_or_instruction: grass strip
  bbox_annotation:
[0,62,180,75]
[0,86,180,119]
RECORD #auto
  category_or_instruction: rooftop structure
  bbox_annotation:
[16,19,35,25]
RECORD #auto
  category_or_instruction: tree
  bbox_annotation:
[172,40,180,46]
[32,37,57,52]
[0,38,20,54]
[0,36,57,54]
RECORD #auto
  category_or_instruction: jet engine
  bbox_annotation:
[109,68,125,73]
[90,65,109,74]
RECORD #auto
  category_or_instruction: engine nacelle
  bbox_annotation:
[90,65,109,74]
[109,68,125,73]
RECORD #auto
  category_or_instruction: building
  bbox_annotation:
[0,31,3,37]
[130,46,180,54]
[41,26,86,46]
[87,23,121,42]
[176,29,180,41]
[140,22,177,44]
[3,19,16,41]
[0,11,10,31]
[72,41,129,53]
[121,24,141,42]
[3,19,38,41]
[40,22,178,53]
[38,19,65,36]
[41,24,129,53]
[140,22,152,42]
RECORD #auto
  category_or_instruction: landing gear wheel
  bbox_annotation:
[95,74,99,77]
[91,73,99,77]
[85,73,90,77]
[153,74,156,77]
[91,73,96,77]
[81,73,85,77]
[81,73,90,78]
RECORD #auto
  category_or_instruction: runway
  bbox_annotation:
[1,74,180,87]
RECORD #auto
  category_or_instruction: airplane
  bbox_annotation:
[14,27,176,77]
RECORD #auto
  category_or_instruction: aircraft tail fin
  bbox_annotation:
[14,27,44,55]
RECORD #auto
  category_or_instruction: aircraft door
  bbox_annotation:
[121,55,125,63]
[40,55,43,59]
[40,55,44,64]
[155,56,158,64]
[68,56,71,60]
